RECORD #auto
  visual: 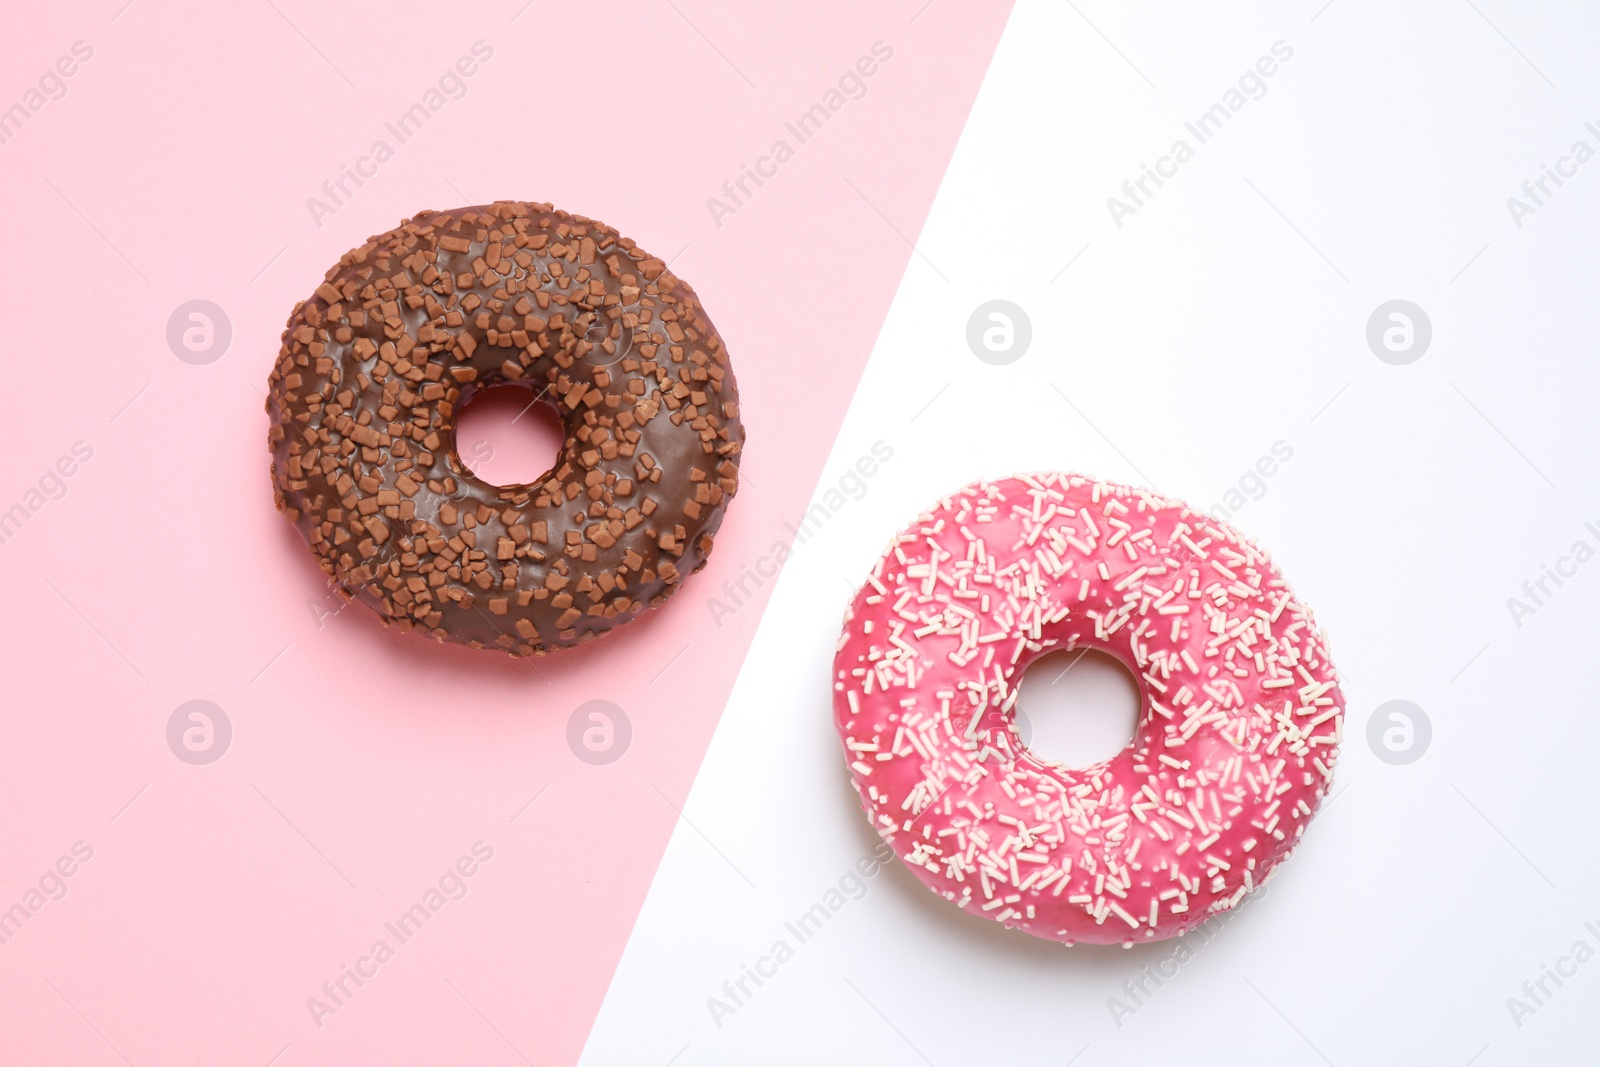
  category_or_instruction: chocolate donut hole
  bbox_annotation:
[453,383,566,488]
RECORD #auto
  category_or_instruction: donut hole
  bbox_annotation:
[1013,648,1142,769]
[454,384,566,487]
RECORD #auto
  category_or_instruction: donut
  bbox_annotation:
[265,201,743,655]
[832,474,1343,945]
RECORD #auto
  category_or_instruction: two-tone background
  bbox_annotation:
[3,1,1597,1064]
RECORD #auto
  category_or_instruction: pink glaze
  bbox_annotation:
[832,474,1345,945]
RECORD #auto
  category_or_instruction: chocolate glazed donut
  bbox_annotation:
[265,201,743,655]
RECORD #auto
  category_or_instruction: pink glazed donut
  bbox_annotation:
[832,474,1344,945]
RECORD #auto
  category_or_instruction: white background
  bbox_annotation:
[583,1,1600,1063]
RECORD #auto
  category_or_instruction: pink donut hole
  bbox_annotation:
[1013,648,1142,771]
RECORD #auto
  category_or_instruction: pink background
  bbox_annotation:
[0,1,1012,1062]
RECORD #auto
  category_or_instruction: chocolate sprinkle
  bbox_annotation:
[266,201,743,655]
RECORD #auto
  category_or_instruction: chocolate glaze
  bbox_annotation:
[266,201,743,654]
